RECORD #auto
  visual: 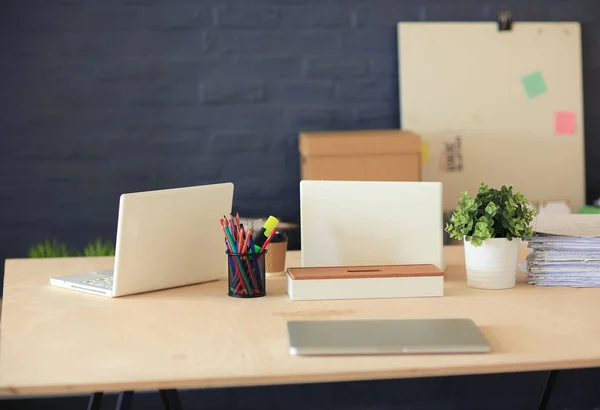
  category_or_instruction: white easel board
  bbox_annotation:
[398,22,586,212]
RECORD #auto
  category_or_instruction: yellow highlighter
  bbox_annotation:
[253,216,279,253]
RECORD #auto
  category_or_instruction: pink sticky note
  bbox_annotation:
[555,111,576,135]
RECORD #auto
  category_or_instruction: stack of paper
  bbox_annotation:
[527,214,600,287]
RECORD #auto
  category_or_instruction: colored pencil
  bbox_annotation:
[221,216,247,295]
[242,228,252,254]
[249,236,263,291]
[221,214,268,296]
[245,256,258,294]
[259,229,277,253]
[221,220,252,293]
[239,227,259,292]
[225,240,238,293]
[224,237,247,294]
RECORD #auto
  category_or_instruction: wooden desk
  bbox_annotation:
[1,246,600,398]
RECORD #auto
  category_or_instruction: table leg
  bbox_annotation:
[160,389,183,410]
[538,370,559,410]
[87,392,103,410]
[86,389,179,410]
[116,391,134,410]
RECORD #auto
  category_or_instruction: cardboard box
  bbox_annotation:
[299,129,421,181]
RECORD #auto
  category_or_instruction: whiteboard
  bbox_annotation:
[398,22,586,212]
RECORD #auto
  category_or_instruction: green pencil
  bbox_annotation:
[223,225,253,293]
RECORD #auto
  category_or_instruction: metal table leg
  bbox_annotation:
[538,370,559,410]
[86,389,181,410]
[115,391,134,410]
[160,389,183,410]
[87,392,103,410]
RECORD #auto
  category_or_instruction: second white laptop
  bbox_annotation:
[300,180,444,270]
[50,182,234,297]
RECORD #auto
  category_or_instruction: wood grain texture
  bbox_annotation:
[287,264,442,280]
[1,245,600,397]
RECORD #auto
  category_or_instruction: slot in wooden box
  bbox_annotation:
[286,264,443,301]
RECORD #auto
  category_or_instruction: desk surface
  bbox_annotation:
[1,246,600,396]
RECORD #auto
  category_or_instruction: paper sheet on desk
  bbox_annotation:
[527,214,600,287]
[530,280,600,287]
[533,214,600,237]
[529,250,600,262]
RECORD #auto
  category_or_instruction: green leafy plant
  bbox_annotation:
[80,238,115,257]
[28,237,115,258]
[445,183,536,247]
[28,239,72,258]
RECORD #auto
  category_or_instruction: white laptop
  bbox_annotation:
[299,180,445,270]
[49,182,234,297]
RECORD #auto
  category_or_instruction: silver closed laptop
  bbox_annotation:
[288,318,490,356]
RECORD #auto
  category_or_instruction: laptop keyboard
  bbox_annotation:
[81,275,114,289]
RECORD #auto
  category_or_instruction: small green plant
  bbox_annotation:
[445,183,536,247]
[28,239,72,258]
[28,237,115,258]
[81,238,115,257]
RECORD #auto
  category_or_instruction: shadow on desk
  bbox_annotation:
[1,368,599,410]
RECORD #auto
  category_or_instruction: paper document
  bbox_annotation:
[533,214,600,237]
[526,214,600,287]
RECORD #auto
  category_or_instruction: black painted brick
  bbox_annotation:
[266,80,335,103]
[23,4,209,31]
[285,106,355,131]
[340,28,397,53]
[199,81,266,104]
[419,2,494,21]
[337,78,396,102]
[214,4,353,29]
[209,130,272,151]
[369,55,398,75]
[227,56,302,79]
[303,56,369,78]
[202,30,340,54]
[212,5,281,29]
[353,1,422,27]
[354,103,399,129]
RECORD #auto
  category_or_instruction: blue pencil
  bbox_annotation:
[226,240,239,291]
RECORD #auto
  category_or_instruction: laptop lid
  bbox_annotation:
[287,319,490,356]
[112,182,234,297]
[299,180,444,269]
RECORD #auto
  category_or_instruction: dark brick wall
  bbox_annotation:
[1,2,600,280]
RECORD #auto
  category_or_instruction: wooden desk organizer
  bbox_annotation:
[286,264,444,301]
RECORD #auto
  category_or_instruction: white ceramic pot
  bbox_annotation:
[464,238,520,289]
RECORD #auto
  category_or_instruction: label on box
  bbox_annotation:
[442,135,463,172]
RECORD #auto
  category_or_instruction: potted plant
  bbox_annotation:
[445,183,536,289]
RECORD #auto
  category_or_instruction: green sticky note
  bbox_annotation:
[521,71,548,99]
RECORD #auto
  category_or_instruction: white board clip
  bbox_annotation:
[497,10,512,31]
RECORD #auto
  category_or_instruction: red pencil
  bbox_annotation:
[241,228,252,254]
[241,229,259,290]
[220,219,249,294]
[259,229,277,253]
